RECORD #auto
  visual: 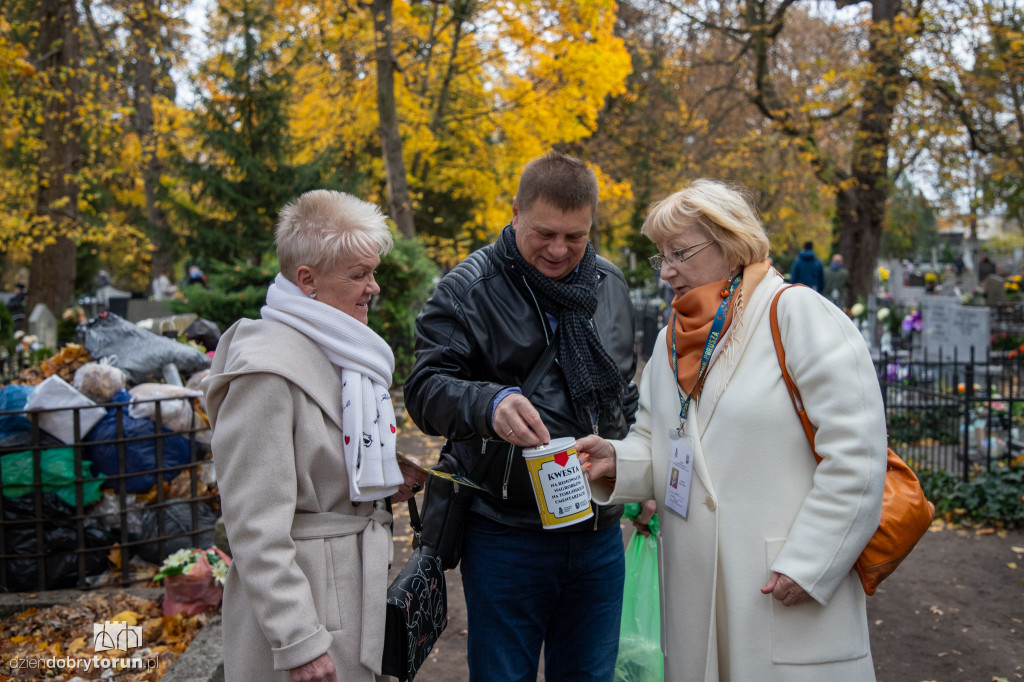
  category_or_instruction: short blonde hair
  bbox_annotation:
[642,179,770,268]
[275,190,393,281]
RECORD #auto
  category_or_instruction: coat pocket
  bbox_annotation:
[294,537,343,632]
[764,538,869,665]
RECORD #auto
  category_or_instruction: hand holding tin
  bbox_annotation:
[575,434,617,481]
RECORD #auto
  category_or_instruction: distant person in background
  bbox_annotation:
[6,283,27,330]
[953,252,966,276]
[152,271,178,301]
[790,241,824,292]
[901,259,914,285]
[823,253,850,307]
[93,269,111,290]
[187,265,209,288]
[978,251,997,281]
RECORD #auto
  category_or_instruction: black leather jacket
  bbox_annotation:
[404,231,639,530]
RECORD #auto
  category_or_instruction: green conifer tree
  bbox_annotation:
[174,0,314,264]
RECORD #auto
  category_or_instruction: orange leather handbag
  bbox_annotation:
[770,286,935,595]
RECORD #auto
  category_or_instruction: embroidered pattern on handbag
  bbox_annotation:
[382,548,448,680]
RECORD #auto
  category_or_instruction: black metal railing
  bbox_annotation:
[631,300,1024,481]
[878,348,1024,479]
[0,396,216,592]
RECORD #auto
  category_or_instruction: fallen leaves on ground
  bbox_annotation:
[17,344,93,386]
[0,590,213,680]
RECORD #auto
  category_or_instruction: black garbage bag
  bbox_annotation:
[2,492,114,592]
[85,390,193,494]
[183,318,221,353]
[0,430,63,451]
[78,312,211,385]
[132,501,218,565]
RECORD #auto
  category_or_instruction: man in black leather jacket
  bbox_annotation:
[405,151,638,682]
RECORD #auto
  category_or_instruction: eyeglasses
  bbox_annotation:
[649,241,714,270]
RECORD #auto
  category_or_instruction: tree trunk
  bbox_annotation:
[371,0,415,238]
[130,2,175,278]
[838,0,905,306]
[30,0,81,319]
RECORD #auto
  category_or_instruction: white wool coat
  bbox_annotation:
[593,271,886,681]
[204,319,393,682]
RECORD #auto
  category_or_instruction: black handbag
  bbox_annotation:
[415,440,477,569]
[381,497,448,681]
[416,335,561,569]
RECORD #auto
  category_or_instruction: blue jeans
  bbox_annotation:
[460,513,625,682]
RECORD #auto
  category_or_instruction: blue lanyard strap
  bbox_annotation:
[672,274,741,426]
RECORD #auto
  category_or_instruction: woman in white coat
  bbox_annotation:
[578,180,887,681]
[204,190,426,682]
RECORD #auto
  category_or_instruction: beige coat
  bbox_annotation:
[593,271,886,681]
[205,319,393,682]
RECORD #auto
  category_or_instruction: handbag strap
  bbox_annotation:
[522,328,561,399]
[769,284,822,464]
[406,496,422,535]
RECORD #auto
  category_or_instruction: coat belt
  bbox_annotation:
[290,508,394,673]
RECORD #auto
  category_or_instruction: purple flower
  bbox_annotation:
[886,364,909,382]
[901,309,922,332]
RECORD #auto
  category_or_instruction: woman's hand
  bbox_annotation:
[575,435,616,481]
[632,499,657,536]
[392,456,430,503]
[761,571,813,607]
[289,653,338,682]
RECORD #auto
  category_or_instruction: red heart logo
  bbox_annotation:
[553,452,569,467]
[344,436,350,444]
[390,425,396,433]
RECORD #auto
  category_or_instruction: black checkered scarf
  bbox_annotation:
[501,225,627,426]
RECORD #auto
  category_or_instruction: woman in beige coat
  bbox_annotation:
[204,190,427,682]
[579,180,887,681]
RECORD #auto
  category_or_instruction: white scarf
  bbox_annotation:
[261,273,402,501]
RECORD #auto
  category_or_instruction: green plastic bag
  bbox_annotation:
[615,509,663,682]
[1,447,103,507]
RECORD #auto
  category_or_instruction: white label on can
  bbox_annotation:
[538,453,591,519]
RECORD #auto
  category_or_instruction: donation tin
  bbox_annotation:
[522,437,594,529]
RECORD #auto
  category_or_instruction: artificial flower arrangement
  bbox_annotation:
[153,547,231,616]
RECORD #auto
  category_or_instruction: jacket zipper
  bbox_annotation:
[516,272,602,526]
[501,443,514,500]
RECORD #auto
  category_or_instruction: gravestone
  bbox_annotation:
[27,303,57,349]
[984,274,1006,305]
[921,296,990,361]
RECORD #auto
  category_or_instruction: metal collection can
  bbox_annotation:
[522,436,594,529]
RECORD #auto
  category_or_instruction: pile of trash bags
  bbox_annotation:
[0,312,221,591]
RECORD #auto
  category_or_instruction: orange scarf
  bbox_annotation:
[666,261,772,396]
[666,279,735,396]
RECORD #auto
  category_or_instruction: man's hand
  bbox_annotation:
[494,393,551,447]
[575,435,616,481]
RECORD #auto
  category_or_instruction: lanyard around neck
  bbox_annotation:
[672,274,741,431]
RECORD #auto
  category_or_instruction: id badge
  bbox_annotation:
[665,430,695,520]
